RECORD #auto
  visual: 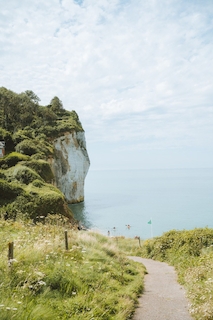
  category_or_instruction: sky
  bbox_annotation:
[1,0,213,170]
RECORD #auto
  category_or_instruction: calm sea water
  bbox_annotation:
[69,169,213,239]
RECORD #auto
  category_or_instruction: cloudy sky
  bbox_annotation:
[1,0,213,170]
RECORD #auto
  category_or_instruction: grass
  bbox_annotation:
[2,218,212,319]
[0,218,145,320]
[117,228,213,320]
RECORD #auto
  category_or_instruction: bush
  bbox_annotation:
[0,179,23,200]
[33,191,72,218]
[0,152,30,169]
[32,179,45,188]
[1,186,73,220]
[21,160,54,182]
[0,128,14,152]
[1,195,32,220]
[11,165,43,185]
[13,129,33,144]
[0,169,6,179]
[15,139,40,156]
[141,228,213,261]
[30,153,47,160]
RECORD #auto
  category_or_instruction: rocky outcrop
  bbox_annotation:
[51,130,90,204]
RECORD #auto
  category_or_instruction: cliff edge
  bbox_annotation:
[0,87,90,219]
[52,131,90,203]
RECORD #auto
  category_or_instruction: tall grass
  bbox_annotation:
[0,219,145,320]
[118,228,213,320]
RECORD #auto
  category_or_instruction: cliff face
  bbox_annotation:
[51,130,90,204]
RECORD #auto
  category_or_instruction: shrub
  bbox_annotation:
[0,179,23,200]
[0,152,29,169]
[30,153,47,160]
[32,179,45,188]
[13,129,33,144]
[21,160,54,182]
[36,125,57,137]
[1,186,72,220]
[15,139,40,156]
[141,228,213,261]
[9,165,43,185]
[0,128,14,152]
[33,191,72,218]
[0,169,6,179]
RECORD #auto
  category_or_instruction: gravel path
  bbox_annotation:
[129,257,193,320]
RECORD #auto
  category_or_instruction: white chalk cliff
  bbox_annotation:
[51,130,90,203]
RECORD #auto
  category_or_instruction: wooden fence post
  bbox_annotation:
[138,236,141,247]
[135,236,141,247]
[8,242,14,267]
[65,230,68,250]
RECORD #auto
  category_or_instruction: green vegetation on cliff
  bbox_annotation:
[0,87,83,220]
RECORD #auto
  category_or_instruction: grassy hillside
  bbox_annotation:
[0,87,84,220]
[1,216,213,319]
[0,218,145,320]
[117,228,213,320]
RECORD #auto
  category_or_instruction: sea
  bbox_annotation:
[69,168,213,239]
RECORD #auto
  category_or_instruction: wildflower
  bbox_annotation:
[35,271,45,278]
[17,270,24,274]
[8,258,18,264]
[38,281,46,286]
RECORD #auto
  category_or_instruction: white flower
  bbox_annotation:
[35,271,45,277]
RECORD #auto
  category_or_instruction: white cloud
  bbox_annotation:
[0,0,213,168]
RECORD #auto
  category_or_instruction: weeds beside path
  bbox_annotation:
[129,257,193,320]
[0,220,145,320]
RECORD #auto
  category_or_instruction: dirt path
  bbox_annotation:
[129,257,193,320]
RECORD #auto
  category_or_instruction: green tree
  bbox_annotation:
[24,90,40,104]
[0,87,20,131]
[49,96,63,113]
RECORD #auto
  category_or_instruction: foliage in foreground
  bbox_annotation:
[120,228,213,320]
[0,219,145,320]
